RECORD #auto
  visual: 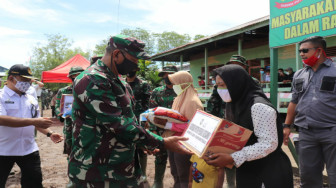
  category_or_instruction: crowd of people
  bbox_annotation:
[0,35,335,188]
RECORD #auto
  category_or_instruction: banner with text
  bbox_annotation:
[270,0,336,48]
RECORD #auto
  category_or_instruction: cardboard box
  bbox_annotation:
[180,110,252,158]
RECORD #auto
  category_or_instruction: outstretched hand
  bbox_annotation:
[33,117,52,129]
[50,133,64,144]
[163,136,193,155]
[143,148,160,155]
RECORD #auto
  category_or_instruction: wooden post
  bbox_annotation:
[204,48,208,89]
[238,38,243,55]
[180,55,183,71]
[161,61,165,69]
[270,48,278,106]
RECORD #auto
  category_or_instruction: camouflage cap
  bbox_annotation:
[108,34,150,60]
[158,65,178,77]
[226,55,248,67]
[285,67,293,71]
[90,54,103,65]
[68,66,84,77]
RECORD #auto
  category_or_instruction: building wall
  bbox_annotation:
[190,35,336,87]
[190,44,297,86]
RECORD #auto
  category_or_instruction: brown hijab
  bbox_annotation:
[168,71,204,120]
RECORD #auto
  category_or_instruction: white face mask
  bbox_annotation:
[217,88,232,102]
[14,77,31,93]
[173,83,191,96]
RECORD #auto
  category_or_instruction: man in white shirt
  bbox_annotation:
[26,79,44,100]
[0,64,63,188]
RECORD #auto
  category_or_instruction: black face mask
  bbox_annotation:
[164,76,172,85]
[115,51,138,75]
[127,70,137,78]
[71,77,75,82]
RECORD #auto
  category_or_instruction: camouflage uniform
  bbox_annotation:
[55,84,73,155]
[55,66,84,156]
[127,76,151,184]
[127,77,151,120]
[149,84,176,188]
[41,89,49,110]
[69,59,163,187]
[46,90,52,108]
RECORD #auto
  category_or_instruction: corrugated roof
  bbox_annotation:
[151,15,270,61]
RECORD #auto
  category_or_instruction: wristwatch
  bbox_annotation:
[47,131,54,137]
[282,123,291,128]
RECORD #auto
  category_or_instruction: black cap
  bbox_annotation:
[8,64,36,80]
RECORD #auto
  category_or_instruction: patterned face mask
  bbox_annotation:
[14,77,31,93]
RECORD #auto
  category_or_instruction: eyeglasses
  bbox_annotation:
[298,48,316,53]
[31,104,38,118]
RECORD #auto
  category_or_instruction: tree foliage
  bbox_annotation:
[194,34,206,41]
[30,34,72,79]
[121,28,155,55]
[30,34,90,91]
[28,29,203,91]
[137,60,162,89]
[154,31,191,53]
[93,38,109,56]
[92,28,204,88]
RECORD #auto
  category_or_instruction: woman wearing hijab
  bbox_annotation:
[206,65,293,188]
[157,71,204,188]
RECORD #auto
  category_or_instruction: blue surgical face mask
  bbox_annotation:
[212,80,216,85]
[260,71,264,74]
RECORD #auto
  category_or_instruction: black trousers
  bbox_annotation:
[236,150,293,188]
[0,151,43,188]
[51,106,56,117]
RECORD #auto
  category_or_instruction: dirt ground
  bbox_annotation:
[5,109,309,188]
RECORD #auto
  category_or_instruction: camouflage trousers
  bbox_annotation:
[70,177,139,188]
[63,117,73,155]
[154,127,168,166]
[154,148,168,166]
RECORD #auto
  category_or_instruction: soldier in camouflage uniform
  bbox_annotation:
[148,65,177,188]
[46,89,52,108]
[41,88,48,110]
[126,69,151,185]
[69,35,190,187]
[55,66,84,156]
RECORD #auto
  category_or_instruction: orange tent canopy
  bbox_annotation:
[41,54,90,83]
